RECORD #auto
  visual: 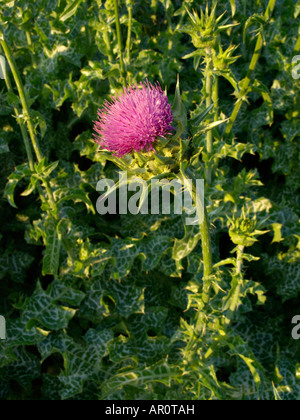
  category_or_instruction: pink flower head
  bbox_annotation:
[93,81,174,157]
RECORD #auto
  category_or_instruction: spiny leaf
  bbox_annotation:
[58,0,84,22]
[4,164,32,208]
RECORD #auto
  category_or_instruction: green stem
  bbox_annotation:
[113,0,127,86]
[0,29,57,211]
[126,0,133,65]
[200,207,213,302]
[0,30,43,162]
[225,0,276,135]
[125,0,133,85]
[212,75,218,121]
[25,30,37,67]
[212,71,221,185]
[1,61,34,171]
[0,48,47,202]
[205,50,214,185]
[236,245,245,275]
[103,24,114,63]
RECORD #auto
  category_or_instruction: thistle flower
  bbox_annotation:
[93,81,174,157]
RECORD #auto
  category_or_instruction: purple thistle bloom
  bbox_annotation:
[93,81,174,157]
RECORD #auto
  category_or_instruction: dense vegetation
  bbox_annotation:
[0,0,300,400]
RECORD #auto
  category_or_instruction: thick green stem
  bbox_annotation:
[0,46,48,202]
[205,50,214,185]
[125,0,133,85]
[1,62,34,170]
[0,30,43,162]
[0,30,56,211]
[181,163,213,302]
[126,0,133,65]
[200,207,213,302]
[212,76,218,121]
[113,0,127,86]
[225,0,276,135]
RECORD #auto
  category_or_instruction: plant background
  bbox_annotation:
[0,0,300,400]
